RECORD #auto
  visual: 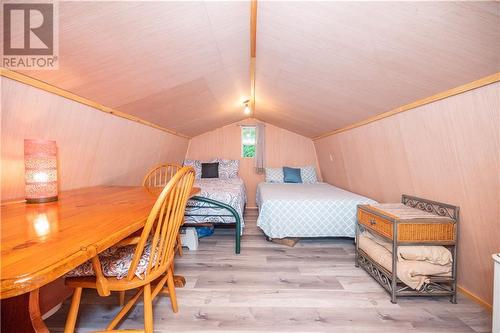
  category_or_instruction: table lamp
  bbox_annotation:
[24,139,58,203]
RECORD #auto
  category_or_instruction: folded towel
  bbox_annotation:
[358,233,452,290]
[361,231,452,265]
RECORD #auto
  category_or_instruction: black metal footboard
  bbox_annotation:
[184,196,241,254]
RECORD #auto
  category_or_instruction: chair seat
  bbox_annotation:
[66,240,154,279]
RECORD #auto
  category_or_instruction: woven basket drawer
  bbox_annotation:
[397,223,455,242]
[359,208,456,242]
[358,210,393,239]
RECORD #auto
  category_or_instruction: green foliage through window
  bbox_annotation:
[242,144,255,158]
[241,126,256,158]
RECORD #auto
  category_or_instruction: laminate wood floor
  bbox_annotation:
[46,209,492,332]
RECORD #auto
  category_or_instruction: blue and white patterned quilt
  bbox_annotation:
[256,182,376,239]
[184,178,246,229]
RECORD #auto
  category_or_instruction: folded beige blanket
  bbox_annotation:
[361,231,453,265]
[358,234,452,290]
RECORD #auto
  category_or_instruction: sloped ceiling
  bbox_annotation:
[19,1,250,137]
[255,1,500,137]
[17,1,500,138]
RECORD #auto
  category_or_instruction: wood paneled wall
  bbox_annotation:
[186,118,320,207]
[1,77,189,201]
[314,82,500,306]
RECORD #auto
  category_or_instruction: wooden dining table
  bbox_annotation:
[0,185,200,332]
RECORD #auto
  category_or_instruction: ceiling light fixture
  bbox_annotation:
[243,99,251,115]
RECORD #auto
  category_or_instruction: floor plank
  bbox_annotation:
[45,210,492,332]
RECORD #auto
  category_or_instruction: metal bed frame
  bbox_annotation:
[183,196,242,254]
[355,194,459,304]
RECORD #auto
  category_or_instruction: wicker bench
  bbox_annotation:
[355,195,459,303]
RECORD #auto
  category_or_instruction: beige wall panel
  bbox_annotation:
[1,78,189,201]
[314,136,349,189]
[338,117,414,201]
[186,118,319,207]
[314,82,500,305]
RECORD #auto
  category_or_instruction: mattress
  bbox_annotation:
[184,177,246,228]
[256,182,376,239]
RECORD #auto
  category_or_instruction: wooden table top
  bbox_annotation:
[1,185,200,299]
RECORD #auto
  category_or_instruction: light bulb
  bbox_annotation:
[244,105,251,115]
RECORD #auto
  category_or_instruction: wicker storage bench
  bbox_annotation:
[355,195,459,303]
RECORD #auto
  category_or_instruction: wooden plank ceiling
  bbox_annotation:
[17,1,500,138]
[18,1,250,137]
[255,1,500,137]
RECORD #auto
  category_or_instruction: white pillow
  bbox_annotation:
[265,167,284,183]
[183,159,201,179]
[216,159,239,179]
[300,166,318,183]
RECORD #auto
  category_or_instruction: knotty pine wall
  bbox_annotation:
[186,118,320,207]
[1,77,189,201]
[314,82,500,306]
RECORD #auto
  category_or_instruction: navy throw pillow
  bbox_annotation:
[201,162,219,178]
[283,166,302,183]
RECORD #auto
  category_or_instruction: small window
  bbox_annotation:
[241,126,256,158]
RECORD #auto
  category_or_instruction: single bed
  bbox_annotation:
[183,177,247,253]
[256,182,376,239]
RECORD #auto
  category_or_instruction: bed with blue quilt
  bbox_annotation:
[256,182,376,239]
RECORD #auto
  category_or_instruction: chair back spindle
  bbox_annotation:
[127,166,195,281]
[143,163,182,188]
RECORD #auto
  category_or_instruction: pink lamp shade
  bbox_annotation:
[24,139,58,203]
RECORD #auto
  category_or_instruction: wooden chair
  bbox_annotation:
[143,163,184,257]
[64,166,195,333]
[117,163,186,307]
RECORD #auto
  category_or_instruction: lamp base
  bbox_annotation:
[26,196,58,204]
